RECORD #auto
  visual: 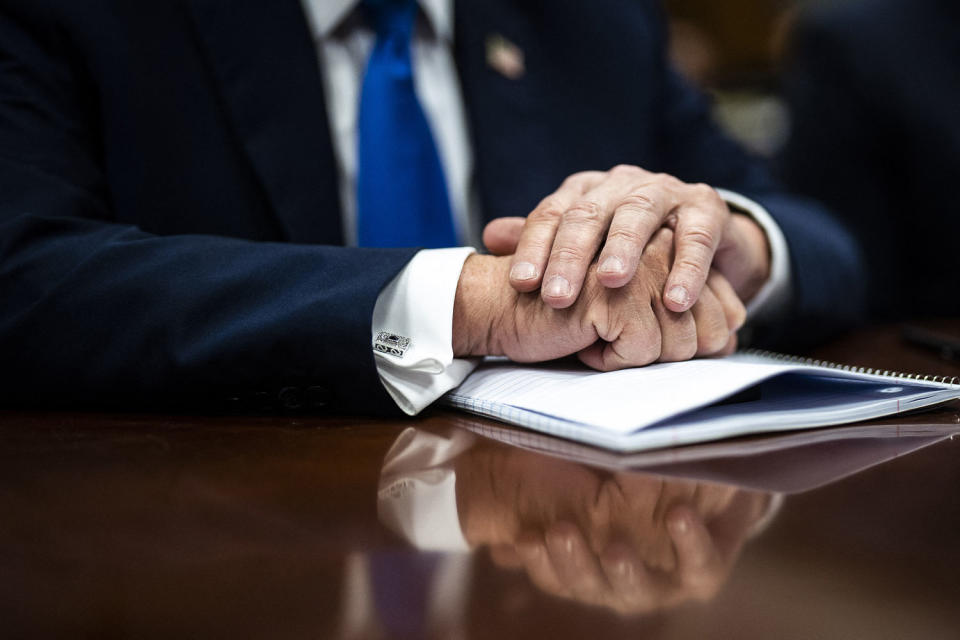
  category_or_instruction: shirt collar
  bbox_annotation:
[303,0,453,41]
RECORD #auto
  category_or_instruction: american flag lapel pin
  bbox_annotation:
[486,33,525,80]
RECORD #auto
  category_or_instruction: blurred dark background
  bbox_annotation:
[663,0,808,156]
[665,0,960,321]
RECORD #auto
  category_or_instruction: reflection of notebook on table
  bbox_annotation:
[443,351,960,453]
[448,414,960,493]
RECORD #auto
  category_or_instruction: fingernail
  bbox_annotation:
[510,261,537,281]
[543,275,571,299]
[667,285,689,307]
[598,256,624,275]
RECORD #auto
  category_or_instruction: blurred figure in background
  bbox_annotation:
[665,0,798,158]
[778,0,960,321]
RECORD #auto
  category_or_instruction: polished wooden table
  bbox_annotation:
[3,322,960,638]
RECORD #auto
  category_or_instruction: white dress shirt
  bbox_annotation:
[299,0,791,416]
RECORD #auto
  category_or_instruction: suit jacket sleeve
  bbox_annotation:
[648,11,867,349]
[0,5,415,414]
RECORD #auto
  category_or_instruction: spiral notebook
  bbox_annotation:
[442,351,960,452]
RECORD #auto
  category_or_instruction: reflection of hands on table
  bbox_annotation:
[456,446,772,615]
[503,493,769,615]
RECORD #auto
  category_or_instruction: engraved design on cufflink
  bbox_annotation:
[374,331,411,358]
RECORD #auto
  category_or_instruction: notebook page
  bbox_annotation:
[448,357,799,434]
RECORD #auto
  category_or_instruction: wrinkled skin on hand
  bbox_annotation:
[453,228,745,370]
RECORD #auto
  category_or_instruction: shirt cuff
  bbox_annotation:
[372,247,479,415]
[715,188,793,323]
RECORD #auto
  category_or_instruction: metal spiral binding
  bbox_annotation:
[742,349,960,386]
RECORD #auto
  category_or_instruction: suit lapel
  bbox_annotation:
[454,0,558,222]
[454,0,660,223]
[187,0,343,244]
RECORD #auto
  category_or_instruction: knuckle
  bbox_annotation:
[662,319,698,362]
[679,225,719,251]
[625,318,662,366]
[549,244,590,264]
[610,163,641,177]
[561,173,583,188]
[618,192,659,217]
[607,226,646,246]
[531,198,564,222]
[563,199,605,225]
[640,333,662,365]
[699,317,729,353]
[563,170,598,189]
[691,182,720,201]
[653,172,681,188]
[675,257,709,280]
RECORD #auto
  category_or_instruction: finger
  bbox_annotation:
[596,182,679,289]
[706,270,747,334]
[707,490,770,557]
[489,544,524,569]
[717,332,738,356]
[600,541,660,614]
[578,294,661,370]
[668,505,724,602]
[713,213,772,303]
[540,170,648,308]
[482,216,527,256]
[510,172,604,292]
[544,521,609,604]
[653,302,698,363]
[516,531,569,598]
[690,286,731,356]
[663,185,730,313]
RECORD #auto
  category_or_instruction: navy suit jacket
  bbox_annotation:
[0,0,864,413]
[778,0,960,320]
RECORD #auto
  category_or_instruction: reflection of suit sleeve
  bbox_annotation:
[646,10,866,348]
[0,7,412,413]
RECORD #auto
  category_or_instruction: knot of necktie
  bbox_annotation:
[362,0,418,39]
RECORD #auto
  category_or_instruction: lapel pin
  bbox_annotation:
[486,33,525,80]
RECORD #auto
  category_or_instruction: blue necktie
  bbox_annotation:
[356,0,457,248]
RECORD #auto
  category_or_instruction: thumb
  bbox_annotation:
[712,215,770,303]
[482,216,526,256]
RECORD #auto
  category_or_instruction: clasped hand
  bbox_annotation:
[454,227,744,369]
[499,165,769,310]
[452,165,772,368]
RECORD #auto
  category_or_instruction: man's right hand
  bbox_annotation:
[452,228,745,370]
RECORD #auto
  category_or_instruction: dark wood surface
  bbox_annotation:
[3,322,960,639]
